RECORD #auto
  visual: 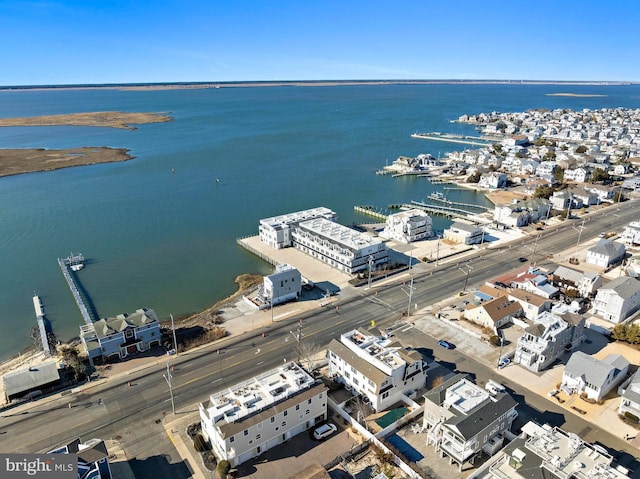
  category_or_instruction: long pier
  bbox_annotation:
[354,205,388,221]
[405,200,481,221]
[411,132,493,147]
[427,194,491,212]
[58,257,94,325]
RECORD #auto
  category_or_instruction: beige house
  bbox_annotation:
[464,297,523,334]
[507,288,552,320]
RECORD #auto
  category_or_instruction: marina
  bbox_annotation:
[411,132,495,146]
[427,192,492,212]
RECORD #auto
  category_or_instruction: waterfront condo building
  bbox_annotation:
[380,209,433,244]
[423,375,518,472]
[80,308,161,362]
[199,362,327,468]
[292,218,388,274]
[327,329,427,412]
[258,207,337,249]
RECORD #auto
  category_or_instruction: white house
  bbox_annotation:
[262,264,301,306]
[327,329,427,412]
[586,239,626,268]
[619,369,640,423]
[593,276,640,324]
[535,161,557,178]
[292,218,388,274]
[563,167,590,183]
[423,375,518,472]
[478,172,507,189]
[561,352,629,402]
[551,265,603,298]
[259,207,337,249]
[199,363,327,468]
[513,311,585,372]
[622,221,640,246]
[380,209,432,244]
[443,222,484,245]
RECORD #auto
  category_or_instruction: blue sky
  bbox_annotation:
[1,0,638,85]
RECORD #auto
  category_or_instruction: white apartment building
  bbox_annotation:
[444,222,484,245]
[327,329,427,412]
[263,264,301,306]
[380,209,432,244]
[471,421,630,479]
[292,218,388,274]
[199,363,327,468]
[259,207,337,249]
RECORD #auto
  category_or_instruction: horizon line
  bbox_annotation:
[1,79,639,90]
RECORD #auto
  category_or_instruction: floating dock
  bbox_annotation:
[354,205,388,221]
[58,253,94,325]
[427,193,491,212]
[402,200,481,221]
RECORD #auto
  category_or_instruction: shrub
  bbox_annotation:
[193,433,209,452]
[488,335,501,347]
[624,411,640,423]
[217,460,231,477]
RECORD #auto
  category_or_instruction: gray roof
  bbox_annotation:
[553,265,583,284]
[588,238,626,259]
[2,360,61,399]
[564,352,629,389]
[423,373,469,406]
[93,308,158,339]
[447,393,518,440]
[622,369,640,405]
[449,222,479,233]
[600,276,640,299]
[327,339,388,390]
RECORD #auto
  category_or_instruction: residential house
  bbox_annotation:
[586,239,626,268]
[464,297,523,334]
[535,161,557,178]
[199,362,327,468]
[292,218,388,274]
[259,207,337,249]
[478,172,507,189]
[593,276,640,324]
[493,199,551,229]
[618,369,640,423]
[551,265,603,298]
[622,177,640,190]
[49,437,112,479]
[470,421,629,479]
[444,222,484,245]
[513,311,585,372]
[327,329,427,412]
[423,375,518,472]
[510,269,559,299]
[261,264,302,306]
[622,221,640,246]
[563,167,590,183]
[507,289,552,320]
[561,352,629,402]
[80,308,161,362]
[380,209,433,244]
[550,190,583,211]
[568,187,600,206]
[584,183,615,201]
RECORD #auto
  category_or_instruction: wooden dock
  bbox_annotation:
[411,132,493,147]
[58,256,94,325]
[354,205,388,221]
[406,200,481,221]
[33,294,51,357]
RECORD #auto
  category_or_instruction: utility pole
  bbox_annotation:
[163,362,175,415]
[436,235,441,266]
[290,319,303,362]
[497,336,504,368]
[458,264,473,294]
[271,291,274,323]
[170,314,178,356]
[574,218,586,256]
[367,255,374,289]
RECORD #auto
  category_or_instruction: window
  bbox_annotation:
[284,410,288,417]
[230,437,234,443]
[282,421,286,427]
[256,434,261,440]
[308,399,312,404]
[257,423,263,430]
[296,405,300,411]
[243,430,248,436]
[306,410,310,415]
[270,417,275,423]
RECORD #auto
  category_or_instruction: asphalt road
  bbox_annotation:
[1,201,637,478]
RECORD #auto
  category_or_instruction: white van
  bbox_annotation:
[313,423,337,440]
[485,380,506,395]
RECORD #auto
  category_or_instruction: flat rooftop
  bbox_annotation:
[298,218,383,251]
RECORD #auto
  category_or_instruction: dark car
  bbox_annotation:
[518,257,528,262]
[438,339,455,349]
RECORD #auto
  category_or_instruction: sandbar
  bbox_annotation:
[0,111,172,130]
[546,93,607,97]
[0,147,133,178]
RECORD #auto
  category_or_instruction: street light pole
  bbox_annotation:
[497,336,504,368]
[271,292,274,323]
[367,255,374,289]
[574,218,586,256]
[458,264,473,294]
[170,314,178,356]
[163,362,175,415]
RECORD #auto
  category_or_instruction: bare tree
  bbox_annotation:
[298,341,322,373]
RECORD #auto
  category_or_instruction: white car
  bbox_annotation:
[313,423,337,440]
[485,380,506,395]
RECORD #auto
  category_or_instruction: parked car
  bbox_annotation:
[485,380,506,395]
[518,257,528,263]
[313,423,337,440]
[498,357,510,369]
[438,339,455,349]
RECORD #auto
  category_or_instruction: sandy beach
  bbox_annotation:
[0,111,172,130]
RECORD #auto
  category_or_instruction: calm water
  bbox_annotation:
[2,83,640,360]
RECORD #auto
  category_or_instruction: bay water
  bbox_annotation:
[1,83,640,361]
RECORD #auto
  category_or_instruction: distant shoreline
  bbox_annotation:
[1,80,637,92]
[546,93,608,97]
